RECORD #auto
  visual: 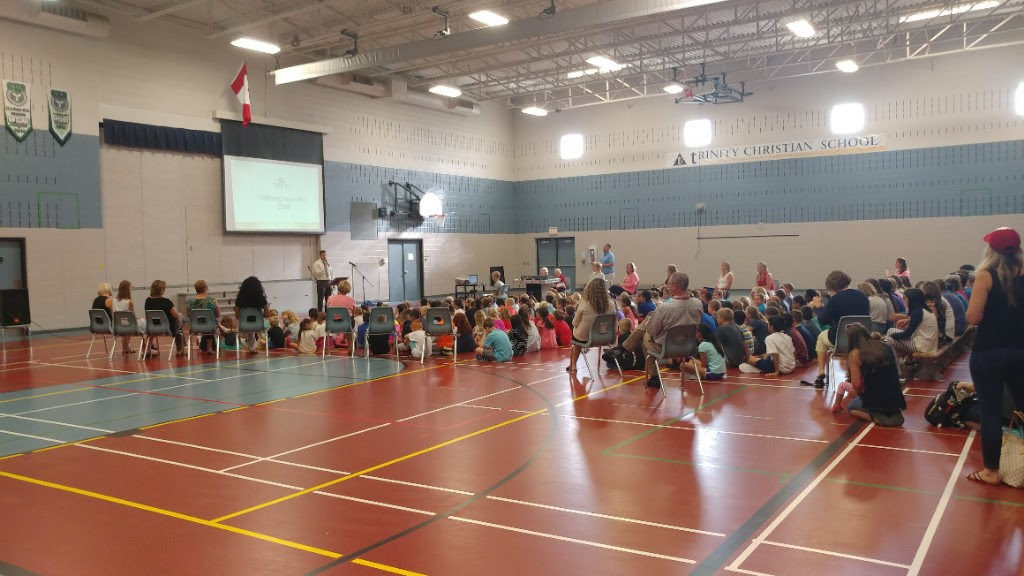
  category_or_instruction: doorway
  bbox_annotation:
[0,238,26,290]
[388,240,423,303]
[536,237,576,289]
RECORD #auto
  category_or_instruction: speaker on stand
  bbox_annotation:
[0,288,32,359]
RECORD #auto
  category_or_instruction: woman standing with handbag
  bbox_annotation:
[965,227,1024,486]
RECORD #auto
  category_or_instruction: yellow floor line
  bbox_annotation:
[212,374,642,523]
[0,470,426,576]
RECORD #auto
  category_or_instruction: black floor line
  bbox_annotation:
[304,365,562,576]
[688,419,867,576]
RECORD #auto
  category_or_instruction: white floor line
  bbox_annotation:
[458,404,504,411]
[449,516,696,564]
[906,431,975,576]
[726,423,876,572]
[760,540,911,569]
[484,496,726,537]
[724,567,776,576]
[219,423,392,472]
[857,443,960,457]
[0,414,114,434]
[28,360,142,375]
[361,474,474,495]
[569,415,829,444]
[396,373,562,423]
[0,429,64,443]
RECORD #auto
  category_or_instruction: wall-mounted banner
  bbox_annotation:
[670,134,885,167]
[3,79,32,142]
[48,89,72,146]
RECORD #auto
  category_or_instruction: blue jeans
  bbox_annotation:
[969,347,1024,469]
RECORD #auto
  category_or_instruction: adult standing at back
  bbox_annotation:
[965,227,1024,486]
[311,250,332,312]
[755,262,776,292]
[717,262,734,298]
[599,244,615,284]
[805,269,870,389]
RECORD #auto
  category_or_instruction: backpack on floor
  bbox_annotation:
[924,381,979,428]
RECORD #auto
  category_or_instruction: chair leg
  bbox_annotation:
[265,333,269,358]
[649,356,666,397]
[581,346,594,378]
[323,332,328,360]
[452,336,458,366]
[87,334,96,359]
[420,336,427,364]
[215,334,220,360]
[693,364,704,395]
[108,337,118,362]
[137,336,146,362]
[614,356,623,378]
[350,331,355,358]
[187,334,192,362]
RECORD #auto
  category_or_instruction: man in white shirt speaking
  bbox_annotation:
[311,250,332,312]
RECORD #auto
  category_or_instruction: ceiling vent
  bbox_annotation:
[0,0,110,38]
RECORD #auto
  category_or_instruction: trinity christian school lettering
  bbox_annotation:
[671,134,884,167]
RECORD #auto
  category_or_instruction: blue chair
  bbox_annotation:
[236,307,268,359]
[324,307,355,359]
[140,310,180,361]
[578,313,620,378]
[422,307,454,364]
[647,323,704,395]
[365,307,397,359]
[187,308,220,360]
[86,309,112,359]
[110,310,142,361]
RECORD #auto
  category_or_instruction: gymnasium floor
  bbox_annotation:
[0,332,1020,576]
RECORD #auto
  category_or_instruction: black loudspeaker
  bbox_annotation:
[489,266,505,284]
[0,289,30,327]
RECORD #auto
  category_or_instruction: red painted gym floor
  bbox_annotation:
[0,333,1021,576]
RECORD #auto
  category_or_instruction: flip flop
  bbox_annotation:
[967,471,1002,486]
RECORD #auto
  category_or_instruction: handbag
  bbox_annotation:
[999,411,1024,488]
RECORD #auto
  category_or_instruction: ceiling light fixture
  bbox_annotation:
[835,59,859,73]
[469,10,509,26]
[230,37,281,54]
[559,133,584,160]
[830,102,865,134]
[901,0,1000,23]
[663,83,685,95]
[585,55,625,72]
[785,18,817,38]
[429,85,462,98]
[522,106,549,117]
[566,68,599,79]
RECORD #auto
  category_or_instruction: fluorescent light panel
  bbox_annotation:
[683,119,712,147]
[663,83,685,95]
[901,0,1000,22]
[585,55,625,72]
[785,18,817,38]
[522,106,548,117]
[835,59,859,73]
[468,10,509,26]
[830,102,865,134]
[429,85,462,98]
[560,133,584,160]
[230,37,281,54]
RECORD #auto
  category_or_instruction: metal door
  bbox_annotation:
[388,240,423,303]
[0,239,26,290]
[556,237,576,289]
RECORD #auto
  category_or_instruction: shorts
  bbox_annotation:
[704,372,725,381]
[754,357,775,373]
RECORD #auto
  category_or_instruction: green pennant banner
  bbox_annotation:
[3,79,32,142]
[48,88,72,146]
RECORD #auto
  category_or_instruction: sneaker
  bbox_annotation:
[813,374,827,389]
[738,363,760,373]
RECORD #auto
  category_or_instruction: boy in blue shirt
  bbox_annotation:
[476,318,513,362]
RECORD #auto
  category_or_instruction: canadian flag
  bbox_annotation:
[230,63,251,126]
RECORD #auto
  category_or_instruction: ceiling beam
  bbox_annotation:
[270,0,733,84]
[137,0,207,22]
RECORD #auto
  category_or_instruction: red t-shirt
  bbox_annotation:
[554,320,572,346]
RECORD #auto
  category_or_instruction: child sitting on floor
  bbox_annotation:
[399,318,430,357]
[289,318,316,355]
[553,309,573,346]
[603,318,644,371]
[355,311,370,349]
[476,318,513,362]
[535,307,558,349]
[219,316,239,351]
[740,316,796,376]
[682,323,726,381]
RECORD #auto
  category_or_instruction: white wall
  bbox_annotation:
[512,48,1024,180]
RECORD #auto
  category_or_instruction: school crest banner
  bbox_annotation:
[3,80,32,142]
[48,89,72,145]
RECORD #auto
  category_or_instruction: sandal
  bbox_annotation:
[967,471,1002,486]
[565,366,576,373]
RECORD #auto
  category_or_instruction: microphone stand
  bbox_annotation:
[350,262,374,304]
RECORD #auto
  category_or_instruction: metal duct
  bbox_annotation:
[272,0,727,85]
[0,0,111,38]
[312,76,481,116]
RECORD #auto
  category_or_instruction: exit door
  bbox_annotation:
[388,240,423,303]
[536,237,575,289]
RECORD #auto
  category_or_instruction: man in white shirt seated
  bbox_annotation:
[625,272,703,387]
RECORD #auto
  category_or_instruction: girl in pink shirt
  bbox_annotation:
[535,307,558,349]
